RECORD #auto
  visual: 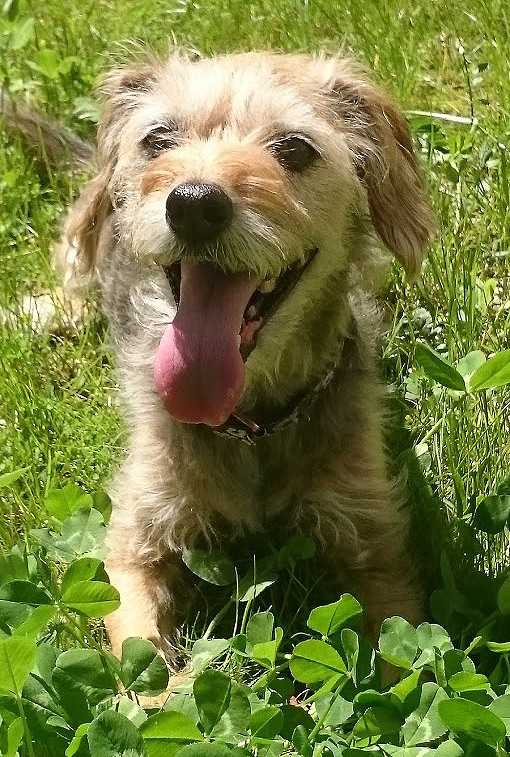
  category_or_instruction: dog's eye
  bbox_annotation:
[270,136,319,172]
[141,126,177,158]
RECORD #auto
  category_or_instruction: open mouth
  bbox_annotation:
[154,250,317,427]
[163,250,317,358]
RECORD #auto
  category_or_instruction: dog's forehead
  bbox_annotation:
[148,55,323,136]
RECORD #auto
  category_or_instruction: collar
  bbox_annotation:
[211,323,354,446]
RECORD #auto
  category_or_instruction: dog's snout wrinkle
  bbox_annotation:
[165,182,233,244]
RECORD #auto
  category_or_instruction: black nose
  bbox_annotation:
[165,182,233,244]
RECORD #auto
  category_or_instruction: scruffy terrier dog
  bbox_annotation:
[49,51,434,663]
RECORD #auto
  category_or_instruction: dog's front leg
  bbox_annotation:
[348,543,424,642]
[303,476,423,643]
[337,521,423,643]
[105,556,181,663]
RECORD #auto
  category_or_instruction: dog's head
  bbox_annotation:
[69,52,434,427]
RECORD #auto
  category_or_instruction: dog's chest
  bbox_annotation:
[183,429,320,532]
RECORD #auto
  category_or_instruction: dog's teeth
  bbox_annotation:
[246,306,257,320]
[237,335,241,347]
[259,278,276,293]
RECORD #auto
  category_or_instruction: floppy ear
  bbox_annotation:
[329,63,436,276]
[64,166,114,283]
[65,62,159,283]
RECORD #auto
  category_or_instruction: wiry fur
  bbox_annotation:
[52,51,435,660]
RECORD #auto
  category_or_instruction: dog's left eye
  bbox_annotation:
[141,126,177,158]
[270,136,319,172]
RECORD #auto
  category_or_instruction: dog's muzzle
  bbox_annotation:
[165,182,233,244]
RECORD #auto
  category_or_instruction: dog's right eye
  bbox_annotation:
[141,126,177,158]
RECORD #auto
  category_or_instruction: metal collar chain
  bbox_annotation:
[211,331,351,446]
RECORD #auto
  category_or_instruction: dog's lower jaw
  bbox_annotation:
[239,276,353,417]
[214,311,353,443]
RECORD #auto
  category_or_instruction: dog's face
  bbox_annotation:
[69,52,434,427]
[112,56,357,278]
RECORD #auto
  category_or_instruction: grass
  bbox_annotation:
[1,0,509,586]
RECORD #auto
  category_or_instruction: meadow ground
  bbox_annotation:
[1,0,509,624]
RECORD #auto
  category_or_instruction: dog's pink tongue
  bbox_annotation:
[154,261,258,426]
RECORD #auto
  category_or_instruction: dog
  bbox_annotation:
[10,50,435,663]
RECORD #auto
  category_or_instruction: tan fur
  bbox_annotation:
[57,51,435,667]
[141,145,304,234]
